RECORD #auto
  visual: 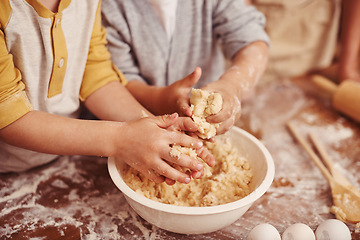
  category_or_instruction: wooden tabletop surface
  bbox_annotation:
[1,77,359,239]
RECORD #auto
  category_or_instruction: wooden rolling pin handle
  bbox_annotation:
[311,74,360,123]
[311,75,338,95]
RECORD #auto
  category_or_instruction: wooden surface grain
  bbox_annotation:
[1,77,359,239]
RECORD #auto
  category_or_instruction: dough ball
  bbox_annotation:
[190,88,223,139]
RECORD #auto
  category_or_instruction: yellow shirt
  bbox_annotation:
[0,0,126,172]
[0,0,126,129]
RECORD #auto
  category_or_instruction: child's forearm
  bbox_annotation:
[125,80,166,115]
[84,81,153,121]
[0,110,122,157]
[221,41,268,99]
[0,110,209,184]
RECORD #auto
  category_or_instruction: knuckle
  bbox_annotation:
[156,165,169,177]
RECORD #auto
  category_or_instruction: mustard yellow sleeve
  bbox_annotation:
[79,0,127,101]
[0,4,33,130]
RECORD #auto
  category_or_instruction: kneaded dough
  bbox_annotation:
[122,135,253,207]
[190,89,223,139]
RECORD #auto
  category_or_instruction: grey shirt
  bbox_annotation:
[101,0,269,88]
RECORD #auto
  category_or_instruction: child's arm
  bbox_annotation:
[84,80,152,121]
[0,3,208,183]
[135,41,268,134]
[125,67,202,116]
[83,80,215,176]
[80,2,213,181]
[0,109,205,184]
[81,1,194,122]
[203,41,268,134]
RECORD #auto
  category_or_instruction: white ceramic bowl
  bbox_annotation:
[108,127,274,234]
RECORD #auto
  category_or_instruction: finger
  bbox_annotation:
[206,108,231,123]
[187,132,212,142]
[196,146,215,167]
[191,169,204,179]
[165,148,204,173]
[176,67,202,117]
[177,99,193,117]
[154,112,179,128]
[153,160,192,184]
[215,118,234,135]
[173,117,198,132]
[165,178,176,185]
[170,132,204,150]
[139,168,166,184]
[207,96,241,123]
[180,67,202,88]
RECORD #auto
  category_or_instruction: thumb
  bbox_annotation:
[155,112,179,129]
[179,67,202,88]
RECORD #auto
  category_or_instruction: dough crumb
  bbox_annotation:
[140,110,149,118]
[330,196,347,222]
[190,88,223,139]
[121,135,253,207]
[355,222,360,233]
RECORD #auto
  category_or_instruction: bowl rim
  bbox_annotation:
[108,126,275,215]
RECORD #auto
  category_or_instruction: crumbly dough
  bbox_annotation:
[121,136,253,207]
[356,222,360,231]
[190,88,223,139]
[330,204,346,223]
[330,193,359,223]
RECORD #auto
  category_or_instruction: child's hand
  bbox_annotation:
[113,113,206,184]
[197,41,267,135]
[193,142,216,172]
[168,116,198,133]
[158,67,202,116]
[201,81,242,135]
[166,116,216,183]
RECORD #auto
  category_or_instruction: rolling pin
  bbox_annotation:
[312,75,360,122]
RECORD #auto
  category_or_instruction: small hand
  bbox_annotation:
[159,67,202,116]
[114,113,205,184]
[167,118,216,180]
[202,82,242,135]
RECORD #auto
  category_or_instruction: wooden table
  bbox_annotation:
[1,77,359,239]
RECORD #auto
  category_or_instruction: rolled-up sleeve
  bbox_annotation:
[212,0,270,60]
[0,29,33,129]
[79,0,127,101]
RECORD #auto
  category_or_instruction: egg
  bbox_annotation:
[282,223,315,240]
[247,223,281,240]
[315,219,351,240]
